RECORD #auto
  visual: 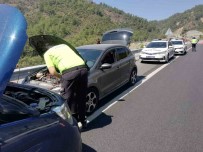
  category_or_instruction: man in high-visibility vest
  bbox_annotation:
[191,37,198,52]
[44,44,89,129]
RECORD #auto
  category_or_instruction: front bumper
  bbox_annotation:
[139,54,166,62]
[174,48,185,54]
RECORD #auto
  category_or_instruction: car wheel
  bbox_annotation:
[184,49,187,55]
[86,88,99,114]
[129,68,137,86]
[165,54,169,63]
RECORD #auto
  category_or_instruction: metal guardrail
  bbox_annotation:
[11,49,142,82]
[11,40,193,81]
[11,64,46,82]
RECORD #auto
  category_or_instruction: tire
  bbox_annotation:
[184,49,187,55]
[165,54,169,63]
[86,88,99,114]
[129,68,137,86]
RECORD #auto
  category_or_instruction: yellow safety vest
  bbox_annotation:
[191,39,198,44]
[44,44,85,74]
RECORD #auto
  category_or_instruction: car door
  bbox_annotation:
[98,48,120,95]
[115,47,131,85]
[168,41,174,58]
[0,114,60,152]
[183,41,187,50]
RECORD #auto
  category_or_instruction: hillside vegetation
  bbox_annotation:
[2,0,161,67]
[3,0,160,45]
[158,5,203,36]
[1,0,203,67]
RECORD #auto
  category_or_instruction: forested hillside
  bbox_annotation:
[1,0,203,67]
[1,0,161,67]
[158,5,203,36]
[1,0,160,45]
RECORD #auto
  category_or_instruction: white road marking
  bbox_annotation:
[79,47,192,128]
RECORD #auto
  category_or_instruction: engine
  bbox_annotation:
[4,90,54,113]
[28,70,61,93]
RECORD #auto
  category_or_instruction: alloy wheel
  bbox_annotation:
[129,69,137,86]
[86,89,98,114]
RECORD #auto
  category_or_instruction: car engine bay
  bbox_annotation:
[0,84,62,124]
[27,69,61,93]
[4,85,59,113]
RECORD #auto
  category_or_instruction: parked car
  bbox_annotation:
[139,39,175,63]
[101,28,133,47]
[0,4,82,152]
[22,35,138,114]
[171,39,187,55]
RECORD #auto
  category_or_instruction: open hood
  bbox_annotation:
[101,28,133,46]
[29,35,72,57]
[29,35,89,70]
[29,35,83,58]
[0,4,27,96]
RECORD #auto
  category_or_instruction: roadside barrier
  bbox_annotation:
[11,49,141,82]
[11,64,46,82]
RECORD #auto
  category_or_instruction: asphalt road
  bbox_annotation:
[81,42,203,152]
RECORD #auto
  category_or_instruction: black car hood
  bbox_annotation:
[101,28,133,46]
[29,35,89,70]
[29,35,82,58]
[0,4,27,97]
[29,35,72,57]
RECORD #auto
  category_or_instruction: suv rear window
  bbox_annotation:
[102,31,132,41]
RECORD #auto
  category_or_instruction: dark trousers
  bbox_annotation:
[192,44,196,51]
[60,68,88,123]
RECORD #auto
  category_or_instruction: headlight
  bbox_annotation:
[157,51,167,54]
[53,103,73,125]
[140,52,146,55]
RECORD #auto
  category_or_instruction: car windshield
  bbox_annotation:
[102,31,132,41]
[77,49,102,68]
[171,41,183,45]
[146,42,167,48]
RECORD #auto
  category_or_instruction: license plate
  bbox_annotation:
[146,56,155,58]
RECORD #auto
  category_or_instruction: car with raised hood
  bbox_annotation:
[0,4,82,152]
[139,39,175,63]
[22,35,137,114]
[101,28,133,47]
[171,39,187,55]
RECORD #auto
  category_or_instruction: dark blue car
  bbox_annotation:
[0,4,82,152]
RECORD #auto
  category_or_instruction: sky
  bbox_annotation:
[93,0,203,21]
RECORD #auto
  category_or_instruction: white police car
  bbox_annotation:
[171,39,187,55]
[139,40,175,63]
